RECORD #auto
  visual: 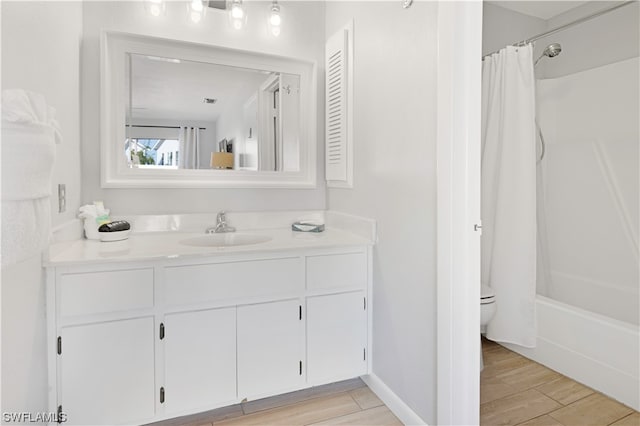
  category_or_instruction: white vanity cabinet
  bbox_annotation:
[59,318,156,425]
[305,252,368,384]
[237,299,305,398]
[163,307,237,415]
[306,291,367,384]
[47,247,371,425]
[52,267,157,425]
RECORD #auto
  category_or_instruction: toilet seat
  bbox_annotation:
[481,284,495,305]
[480,285,497,371]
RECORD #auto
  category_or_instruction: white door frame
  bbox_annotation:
[436,1,483,425]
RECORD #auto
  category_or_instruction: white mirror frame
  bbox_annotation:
[101,31,317,188]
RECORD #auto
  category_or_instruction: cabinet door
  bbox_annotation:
[164,307,236,414]
[60,317,155,425]
[307,291,367,384]
[237,299,304,399]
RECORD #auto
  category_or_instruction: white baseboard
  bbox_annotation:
[361,374,427,426]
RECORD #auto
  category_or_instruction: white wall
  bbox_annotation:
[81,1,326,215]
[1,1,83,228]
[543,1,639,78]
[482,1,640,77]
[216,99,246,168]
[325,2,438,423]
[482,3,546,57]
[1,0,83,414]
[534,2,639,324]
[538,58,639,325]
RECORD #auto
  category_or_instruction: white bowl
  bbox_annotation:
[100,229,130,242]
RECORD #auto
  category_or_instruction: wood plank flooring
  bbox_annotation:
[148,378,401,426]
[151,341,639,426]
[481,338,640,426]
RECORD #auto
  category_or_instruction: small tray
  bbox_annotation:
[291,222,325,233]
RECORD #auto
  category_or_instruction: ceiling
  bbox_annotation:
[485,1,591,20]
[130,54,273,122]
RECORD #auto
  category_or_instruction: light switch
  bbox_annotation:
[58,184,66,213]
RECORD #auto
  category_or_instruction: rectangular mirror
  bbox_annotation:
[102,32,317,188]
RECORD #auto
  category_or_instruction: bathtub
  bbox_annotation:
[502,295,639,411]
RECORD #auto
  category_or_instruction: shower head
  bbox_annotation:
[534,43,562,66]
[544,43,562,58]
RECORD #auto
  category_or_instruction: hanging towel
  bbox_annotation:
[2,89,62,144]
[1,89,60,266]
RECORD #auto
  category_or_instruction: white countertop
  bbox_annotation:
[46,227,373,267]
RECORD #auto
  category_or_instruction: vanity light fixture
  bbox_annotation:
[188,0,208,23]
[268,1,282,37]
[229,0,246,30]
[145,0,166,17]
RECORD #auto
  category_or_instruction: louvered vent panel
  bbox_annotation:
[327,50,344,166]
[325,25,351,184]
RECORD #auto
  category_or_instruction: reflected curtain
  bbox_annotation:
[481,45,537,348]
[179,126,200,169]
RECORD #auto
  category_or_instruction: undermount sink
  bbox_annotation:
[179,233,272,248]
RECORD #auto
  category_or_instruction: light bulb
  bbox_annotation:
[191,0,204,12]
[268,2,281,37]
[229,0,246,30]
[230,0,244,19]
[269,12,281,26]
[191,11,202,23]
[145,0,166,17]
[231,5,244,19]
[188,0,206,23]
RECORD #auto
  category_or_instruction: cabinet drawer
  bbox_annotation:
[164,257,303,307]
[59,268,154,317]
[306,252,366,290]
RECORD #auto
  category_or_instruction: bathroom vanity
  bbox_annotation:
[45,225,373,425]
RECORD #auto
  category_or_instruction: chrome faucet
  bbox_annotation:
[207,211,236,234]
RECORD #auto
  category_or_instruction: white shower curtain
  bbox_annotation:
[179,126,200,169]
[481,45,537,348]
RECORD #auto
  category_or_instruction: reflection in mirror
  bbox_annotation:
[125,53,300,172]
[101,32,316,188]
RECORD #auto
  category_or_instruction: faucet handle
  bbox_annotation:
[217,211,227,223]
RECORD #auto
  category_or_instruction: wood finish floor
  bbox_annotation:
[151,341,639,426]
[481,338,640,426]
[149,378,401,426]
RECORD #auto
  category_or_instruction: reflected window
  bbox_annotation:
[125,138,180,169]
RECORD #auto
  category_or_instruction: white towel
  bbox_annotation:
[1,198,51,266]
[1,90,60,266]
[1,124,56,201]
[2,89,62,144]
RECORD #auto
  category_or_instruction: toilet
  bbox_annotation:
[480,284,497,370]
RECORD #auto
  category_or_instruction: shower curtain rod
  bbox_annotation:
[127,125,207,130]
[482,0,635,59]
